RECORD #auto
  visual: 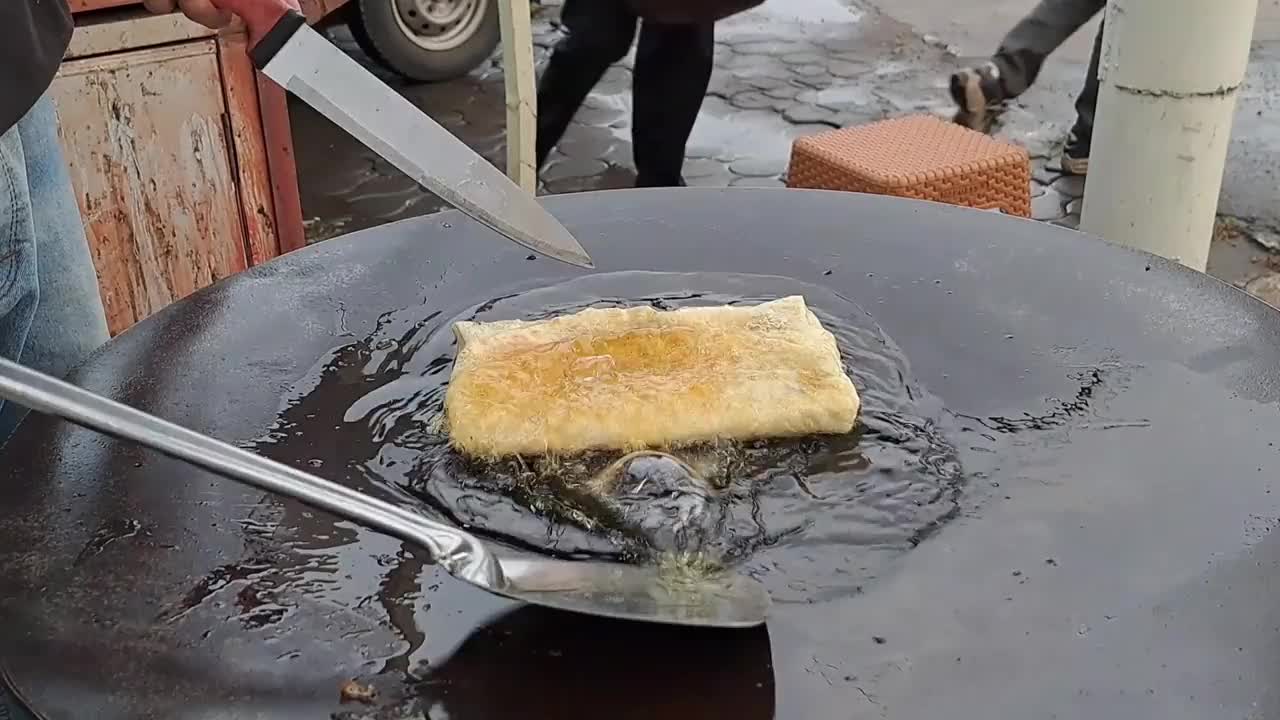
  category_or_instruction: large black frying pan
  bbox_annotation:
[2,188,1280,720]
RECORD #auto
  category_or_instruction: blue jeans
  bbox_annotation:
[0,91,110,445]
[0,682,35,720]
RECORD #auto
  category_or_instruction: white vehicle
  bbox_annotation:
[344,0,501,81]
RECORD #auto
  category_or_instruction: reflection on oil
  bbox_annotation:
[257,272,965,604]
[432,606,775,720]
[592,450,724,555]
[324,604,776,720]
[956,364,1110,434]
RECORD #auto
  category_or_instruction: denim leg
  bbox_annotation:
[0,91,109,444]
[0,682,38,720]
[0,112,40,444]
[992,0,1107,96]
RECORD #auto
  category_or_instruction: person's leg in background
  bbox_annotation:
[535,0,638,171]
[0,91,109,445]
[950,0,1106,126]
[630,20,715,187]
[1060,21,1102,175]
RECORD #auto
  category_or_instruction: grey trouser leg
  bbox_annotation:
[993,0,1107,95]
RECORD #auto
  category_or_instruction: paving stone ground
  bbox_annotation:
[291,0,1280,306]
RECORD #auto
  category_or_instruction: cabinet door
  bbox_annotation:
[68,0,141,12]
[51,41,250,335]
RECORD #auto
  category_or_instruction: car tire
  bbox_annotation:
[348,0,500,83]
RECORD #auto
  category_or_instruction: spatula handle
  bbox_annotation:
[0,357,503,588]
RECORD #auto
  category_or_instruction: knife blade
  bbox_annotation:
[247,11,593,268]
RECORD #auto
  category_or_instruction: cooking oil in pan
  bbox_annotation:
[256,272,963,603]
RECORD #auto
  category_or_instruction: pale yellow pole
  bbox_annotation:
[498,0,538,193]
[1081,0,1259,271]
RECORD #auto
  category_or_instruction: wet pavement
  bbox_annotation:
[292,0,1280,305]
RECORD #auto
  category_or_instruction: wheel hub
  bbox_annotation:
[392,0,486,51]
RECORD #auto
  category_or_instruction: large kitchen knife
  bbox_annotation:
[223,2,592,268]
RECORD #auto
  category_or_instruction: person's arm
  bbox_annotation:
[140,0,231,29]
[141,0,302,43]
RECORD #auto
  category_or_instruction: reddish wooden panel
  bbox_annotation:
[70,0,348,24]
[65,12,217,60]
[216,31,280,265]
[265,0,344,254]
[51,41,251,335]
[69,0,140,14]
[256,75,307,253]
[301,0,351,23]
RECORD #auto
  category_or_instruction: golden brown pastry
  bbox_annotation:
[444,295,860,457]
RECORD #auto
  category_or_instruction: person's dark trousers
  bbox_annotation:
[1071,20,1102,138]
[991,0,1104,137]
[535,0,715,187]
[992,0,1104,95]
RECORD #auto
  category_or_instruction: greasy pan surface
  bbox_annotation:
[3,189,1280,719]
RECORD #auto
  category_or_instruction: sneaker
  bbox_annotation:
[1061,126,1090,176]
[949,61,1008,130]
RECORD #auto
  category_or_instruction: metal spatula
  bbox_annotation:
[0,357,769,627]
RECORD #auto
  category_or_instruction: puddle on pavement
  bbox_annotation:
[585,0,871,172]
[721,0,864,32]
[252,272,966,603]
[807,85,877,108]
[685,99,810,170]
[593,92,812,176]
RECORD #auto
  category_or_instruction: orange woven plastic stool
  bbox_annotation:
[785,115,1031,217]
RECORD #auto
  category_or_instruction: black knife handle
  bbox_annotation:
[249,9,307,70]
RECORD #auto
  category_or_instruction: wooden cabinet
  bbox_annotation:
[52,10,306,335]
[69,0,138,12]
[53,42,251,334]
[69,0,352,24]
